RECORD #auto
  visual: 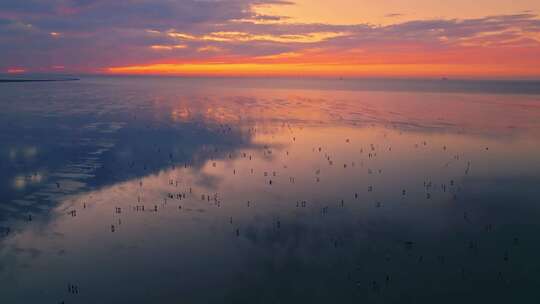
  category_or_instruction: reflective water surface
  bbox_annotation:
[1,77,540,303]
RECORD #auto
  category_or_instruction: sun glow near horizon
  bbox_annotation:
[105,62,540,79]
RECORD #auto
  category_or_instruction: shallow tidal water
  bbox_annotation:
[1,77,540,303]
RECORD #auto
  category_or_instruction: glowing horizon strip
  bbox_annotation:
[106,62,540,77]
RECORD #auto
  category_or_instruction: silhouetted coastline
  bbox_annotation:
[0,78,79,83]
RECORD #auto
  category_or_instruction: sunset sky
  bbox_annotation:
[1,0,539,78]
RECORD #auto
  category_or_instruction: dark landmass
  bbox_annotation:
[0,78,79,83]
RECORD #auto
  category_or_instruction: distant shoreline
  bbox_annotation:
[0,78,79,83]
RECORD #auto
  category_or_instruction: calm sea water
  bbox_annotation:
[1,76,540,303]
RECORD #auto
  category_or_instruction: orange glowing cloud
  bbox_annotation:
[150,44,188,51]
[7,68,26,74]
[160,30,348,43]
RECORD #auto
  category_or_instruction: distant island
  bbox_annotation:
[0,78,79,83]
